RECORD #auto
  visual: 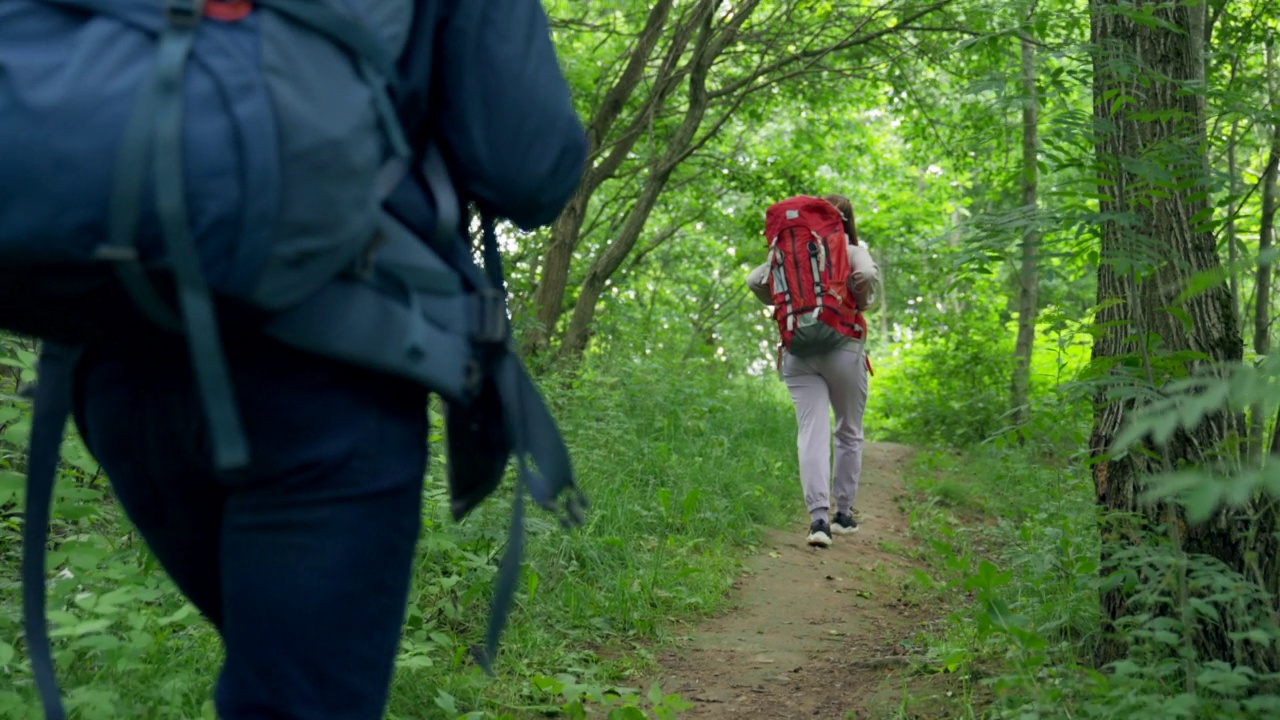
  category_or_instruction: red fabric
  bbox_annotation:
[763,196,863,349]
[205,0,253,21]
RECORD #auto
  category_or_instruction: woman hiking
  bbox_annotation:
[747,193,880,548]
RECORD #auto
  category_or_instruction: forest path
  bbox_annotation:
[649,442,947,719]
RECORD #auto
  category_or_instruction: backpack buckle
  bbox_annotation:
[473,288,508,344]
[165,0,203,27]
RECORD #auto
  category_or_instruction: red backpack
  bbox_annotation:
[763,196,864,358]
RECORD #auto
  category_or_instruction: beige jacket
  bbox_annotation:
[746,242,881,312]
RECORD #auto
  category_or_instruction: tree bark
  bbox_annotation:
[1089,0,1278,671]
[1010,33,1040,429]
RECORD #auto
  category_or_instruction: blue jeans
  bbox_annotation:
[72,330,428,719]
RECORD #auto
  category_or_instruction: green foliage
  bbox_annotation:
[904,443,1280,720]
[867,308,1092,450]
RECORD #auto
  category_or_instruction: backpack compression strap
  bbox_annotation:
[95,0,250,473]
[96,0,411,476]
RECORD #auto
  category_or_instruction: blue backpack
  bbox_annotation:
[0,1,588,717]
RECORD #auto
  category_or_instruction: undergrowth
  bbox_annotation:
[0,336,801,719]
[900,443,1280,719]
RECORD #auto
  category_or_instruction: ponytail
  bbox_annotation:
[823,193,858,245]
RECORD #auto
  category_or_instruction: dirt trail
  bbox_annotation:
[651,442,940,719]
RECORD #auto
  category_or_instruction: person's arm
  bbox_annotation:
[847,243,881,313]
[428,0,588,229]
[746,262,774,305]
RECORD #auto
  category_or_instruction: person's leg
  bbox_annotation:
[782,352,833,546]
[822,345,868,531]
[74,342,228,625]
[210,338,428,720]
[76,332,429,720]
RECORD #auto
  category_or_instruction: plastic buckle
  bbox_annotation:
[474,289,509,344]
[92,246,140,263]
[165,0,203,27]
[163,0,203,26]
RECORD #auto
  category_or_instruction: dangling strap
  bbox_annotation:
[470,216,585,674]
[475,351,586,674]
[22,344,82,720]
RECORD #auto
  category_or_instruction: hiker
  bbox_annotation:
[1,1,586,719]
[747,193,880,548]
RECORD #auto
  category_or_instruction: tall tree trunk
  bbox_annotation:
[1227,118,1241,322]
[1010,33,1040,428]
[878,255,890,340]
[1089,0,1278,671]
[1254,39,1280,460]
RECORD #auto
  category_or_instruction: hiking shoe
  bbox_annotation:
[806,519,833,548]
[832,511,859,535]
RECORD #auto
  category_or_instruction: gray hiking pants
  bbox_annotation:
[781,342,868,516]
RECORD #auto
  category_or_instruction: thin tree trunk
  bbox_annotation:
[1227,118,1241,322]
[525,191,589,355]
[1010,33,1040,428]
[1254,39,1280,460]
[878,254,889,340]
[1090,0,1277,671]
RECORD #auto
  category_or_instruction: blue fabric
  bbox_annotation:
[72,331,428,720]
[0,1,273,299]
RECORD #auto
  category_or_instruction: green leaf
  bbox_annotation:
[434,690,458,716]
[1183,479,1225,524]
[48,618,112,638]
[0,469,24,504]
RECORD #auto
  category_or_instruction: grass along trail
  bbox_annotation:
[649,442,952,719]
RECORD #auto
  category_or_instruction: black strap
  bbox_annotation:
[473,354,587,672]
[479,215,506,293]
[473,356,533,674]
[23,344,81,720]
